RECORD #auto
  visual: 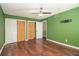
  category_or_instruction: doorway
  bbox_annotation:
[43,20,47,40]
[36,22,43,39]
[27,21,47,40]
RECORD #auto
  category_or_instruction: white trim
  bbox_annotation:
[5,18,17,44]
[36,22,43,39]
[0,39,29,55]
[0,38,29,55]
[27,21,29,41]
[5,18,27,44]
[28,21,36,22]
[26,21,28,41]
[0,43,6,55]
[25,39,28,41]
[43,20,47,39]
[46,20,47,39]
[25,20,27,41]
[47,39,79,50]
[17,20,26,21]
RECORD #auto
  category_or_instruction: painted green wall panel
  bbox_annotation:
[0,6,5,49]
[47,7,79,47]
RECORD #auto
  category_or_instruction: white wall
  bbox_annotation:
[5,18,17,44]
[36,22,43,39]
[5,19,43,43]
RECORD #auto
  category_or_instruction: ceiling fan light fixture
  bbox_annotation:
[39,13,43,17]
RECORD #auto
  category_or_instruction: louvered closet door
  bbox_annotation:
[17,20,25,42]
[28,21,35,40]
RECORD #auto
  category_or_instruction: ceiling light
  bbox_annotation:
[39,13,43,17]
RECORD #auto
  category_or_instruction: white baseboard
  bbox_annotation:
[0,39,28,54]
[0,43,6,55]
[47,39,79,50]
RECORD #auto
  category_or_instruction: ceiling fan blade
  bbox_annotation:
[43,12,52,14]
[32,13,39,14]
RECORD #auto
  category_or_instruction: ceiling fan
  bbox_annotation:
[32,7,52,16]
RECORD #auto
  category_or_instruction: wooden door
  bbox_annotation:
[17,20,25,42]
[28,22,35,40]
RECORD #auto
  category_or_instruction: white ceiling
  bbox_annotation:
[1,3,79,20]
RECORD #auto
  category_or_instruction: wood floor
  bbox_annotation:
[1,39,79,56]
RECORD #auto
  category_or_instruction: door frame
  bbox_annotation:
[42,20,47,39]
[17,20,27,41]
[27,21,36,41]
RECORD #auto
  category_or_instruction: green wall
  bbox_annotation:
[0,6,5,49]
[47,7,79,47]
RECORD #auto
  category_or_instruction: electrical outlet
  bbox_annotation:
[65,39,68,43]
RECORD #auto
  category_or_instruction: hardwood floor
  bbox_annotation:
[1,39,79,56]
